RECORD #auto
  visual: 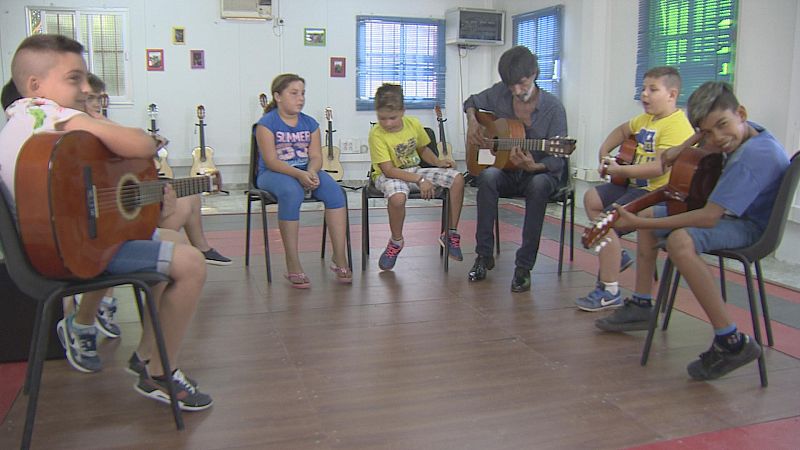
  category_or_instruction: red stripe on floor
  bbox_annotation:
[629,416,800,450]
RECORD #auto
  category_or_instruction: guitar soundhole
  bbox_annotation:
[116,174,142,221]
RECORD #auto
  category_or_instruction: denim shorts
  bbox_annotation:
[652,205,762,253]
[104,229,174,275]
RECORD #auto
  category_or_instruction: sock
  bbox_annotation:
[71,318,95,330]
[390,237,404,246]
[714,324,744,352]
[602,281,619,295]
[449,228,458,234]
[631,293,653,307]
[101,295,115,305]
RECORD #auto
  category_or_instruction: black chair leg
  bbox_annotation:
[260,200,271,283]
[569,193,575,261]
[444,192,450,272]
[742,263,768,387]
[321,217,328,259]
[662,271,681,330]
[245,196,253,266]
[754,261,774,346]
[494,205,501,255]
[362,190,369,271]
[23,300,45,395]
[136,283,185,428]
[345,207,353,271]
[641,258,674,366]
[718,256,728,302]
[21,294,58,450]
[557,198,567,276]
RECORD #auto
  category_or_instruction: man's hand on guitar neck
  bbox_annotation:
[661,130,704,171]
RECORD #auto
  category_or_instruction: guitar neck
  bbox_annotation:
[198,122,207,159]
[327,120,334,157]
[582,187,667,249]
[494,138,555,154]
[139,176,213,204]
[438,121,448,154]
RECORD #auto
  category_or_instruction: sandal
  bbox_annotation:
[284,272,311,289]
[330,265,353,284]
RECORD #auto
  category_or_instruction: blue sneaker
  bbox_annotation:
[96,296,121,339]
[378,240,403,271]
[576,283,622,312]
[620,249,633,272]
[439,231,463,261]
[56,314,102,373]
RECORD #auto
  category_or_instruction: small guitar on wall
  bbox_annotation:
[259,92,269,114]
[100,93,110,118]
[322,107,344,181]
[190,104,218,177]
[434,104,454,165]
[147,103,174,178]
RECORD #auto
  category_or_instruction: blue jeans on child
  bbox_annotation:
[652,205,763,253]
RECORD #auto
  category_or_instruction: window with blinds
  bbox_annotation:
[636,0,738,104]
[356,16,445,111]
[512,6,563,98]
[27,7,129,101]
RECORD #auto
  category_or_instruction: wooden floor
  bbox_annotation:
[2,206,800,449]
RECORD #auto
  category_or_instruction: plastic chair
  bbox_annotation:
[493,159,575,275]
[244,124,352,282]
[641,151,800,387]
[0,192,183,450]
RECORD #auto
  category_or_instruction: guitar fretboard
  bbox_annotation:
[136,175,214,205]
[491,138,573,156]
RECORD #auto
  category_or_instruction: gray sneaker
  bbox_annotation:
[56,314,102,373]
[687,334,762,381]
[127,351,197,387]
[202,248,232,266]
[134,369,212,411]
[95,296,121,339]
[594,299,653,332]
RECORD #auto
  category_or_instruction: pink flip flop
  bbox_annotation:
[330,265,353,284]
[284,272,311,289]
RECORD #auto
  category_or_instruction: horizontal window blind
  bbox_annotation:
[636,0,738,104]
[356,16,445,111]
[513,6,563,98]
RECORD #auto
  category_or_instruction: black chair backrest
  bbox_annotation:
[248,123,259,191]
[746,151,800,259]
[0,191,63,300]
[419,127,439,168]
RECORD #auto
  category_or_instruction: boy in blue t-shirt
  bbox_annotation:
[598,81,790,381]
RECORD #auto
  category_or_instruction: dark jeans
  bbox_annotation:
[475,167,558,270]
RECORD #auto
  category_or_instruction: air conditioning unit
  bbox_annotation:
[220,0,273,20]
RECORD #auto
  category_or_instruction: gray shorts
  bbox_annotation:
[374,167,460,199]
[653,205,762,253]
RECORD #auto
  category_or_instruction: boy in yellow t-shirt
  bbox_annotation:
[575,66,694,312]
[368,83,465,270]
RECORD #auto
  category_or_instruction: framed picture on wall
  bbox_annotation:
[146,49,164,71]
[304,28,326,46]
[330,57,346,77]
[172,27,185,45]
[190,50,205,69]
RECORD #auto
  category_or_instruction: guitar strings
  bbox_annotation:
[92,178,209,211]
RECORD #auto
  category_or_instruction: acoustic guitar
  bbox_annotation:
[466,111,576,176]
[322,107,344,181]
[259,92,269,114]
[147,103,174,179]
[190,105,218,176]
[600,135,637,186]
[14,130,222,279]
[582,147,723,251]
[434,104,454,164]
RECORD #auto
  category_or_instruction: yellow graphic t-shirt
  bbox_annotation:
[627,109,694,191]
[368,115,431,180]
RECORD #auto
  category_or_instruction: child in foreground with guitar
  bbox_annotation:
[575,67,694,312]
[255,73,351,287]
[464,46,567,292]
[368,83,466,270]
[0,34,212,410]
[597,81,788,381]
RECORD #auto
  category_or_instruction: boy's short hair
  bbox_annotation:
[87,73,106,94]
[11,34,84,88]
[498,46,539,86]
[643,66,682,92]
[374,83,404,111]
[687,81,740,128]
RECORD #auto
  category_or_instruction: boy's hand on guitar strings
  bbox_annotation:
[661,130,704,171]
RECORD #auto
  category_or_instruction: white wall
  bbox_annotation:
[2,0,800,264]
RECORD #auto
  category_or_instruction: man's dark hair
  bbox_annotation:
[87,73,106,93]
[498,46,539,86]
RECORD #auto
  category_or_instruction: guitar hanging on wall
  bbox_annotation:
[100,93,110,118]
[190,104,218,177]
[147,103,174,179]
[434,104,455,164]
[259,92,268,114]
[322,107,344,181]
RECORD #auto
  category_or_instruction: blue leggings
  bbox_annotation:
[256,169,345,221]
